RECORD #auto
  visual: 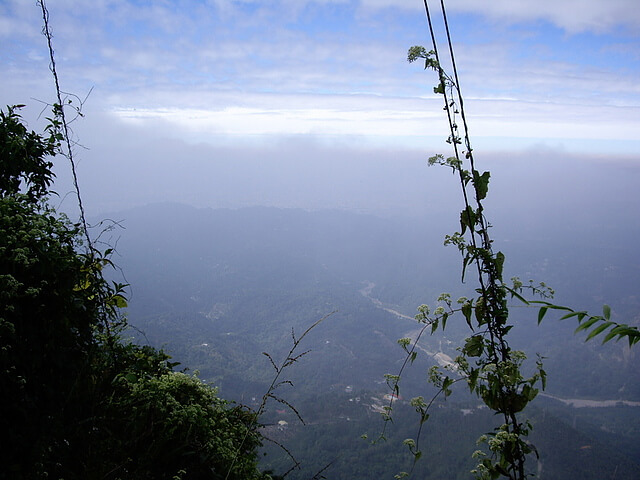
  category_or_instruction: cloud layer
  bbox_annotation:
[1,0,638,152]
[1,0,639,216]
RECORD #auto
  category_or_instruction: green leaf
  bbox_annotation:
[574,317,600,334]
[467,368,479,393]
[559,311,581,320]
[461,254,470,283]
[603,304,611,320]
[112,294,128,308]
[537,307,548,325]
[494,251,505,278]
[461,302,473,329]
[585,321,614,341]
[540,367,547,390]
[525,385,539,401]
[475,297,486,325]
[473,170,491,200]
[506,287,529,305]
[430,319,439,334]
[441,311,449,330]
[442,376,453,397]
[459,206,477,235]
[463,335,483,357]
[602,330,619,344]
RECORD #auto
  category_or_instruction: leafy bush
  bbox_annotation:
[0,106,269,480]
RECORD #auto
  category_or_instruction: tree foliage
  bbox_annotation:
[0,105,57,199]
[0,106,269,480]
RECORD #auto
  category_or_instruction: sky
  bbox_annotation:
[1,0,639,217]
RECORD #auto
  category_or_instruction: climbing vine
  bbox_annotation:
[384,1,639,479]
[400,44,544,480]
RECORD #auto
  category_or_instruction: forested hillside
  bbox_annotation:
[103,202,640,479]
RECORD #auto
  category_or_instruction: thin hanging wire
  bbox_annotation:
[435,0,507,344]
[38,0,93,254]
[439,0,494,254]
[422,0,490,298]
[439,0,474,169]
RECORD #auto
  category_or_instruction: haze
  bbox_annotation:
[1,0,639,221]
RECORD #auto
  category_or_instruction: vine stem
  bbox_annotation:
[38,0,93,254]
[420,1,530,478]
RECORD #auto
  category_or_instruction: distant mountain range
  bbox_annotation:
[94,202,640,479]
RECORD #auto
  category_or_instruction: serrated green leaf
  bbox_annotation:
[459,206,476,235]
[473,170,491,200]
[463,335,483,357]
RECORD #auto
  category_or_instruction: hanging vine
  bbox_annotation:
[38,0,93,253]
[385,1,637,479]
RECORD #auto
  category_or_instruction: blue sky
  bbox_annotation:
[1,0,639,214]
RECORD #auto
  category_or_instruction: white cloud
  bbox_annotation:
[105,88,640,156]
[1,0,638,158]
[359,0,640,33]
[456,0,640,33]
